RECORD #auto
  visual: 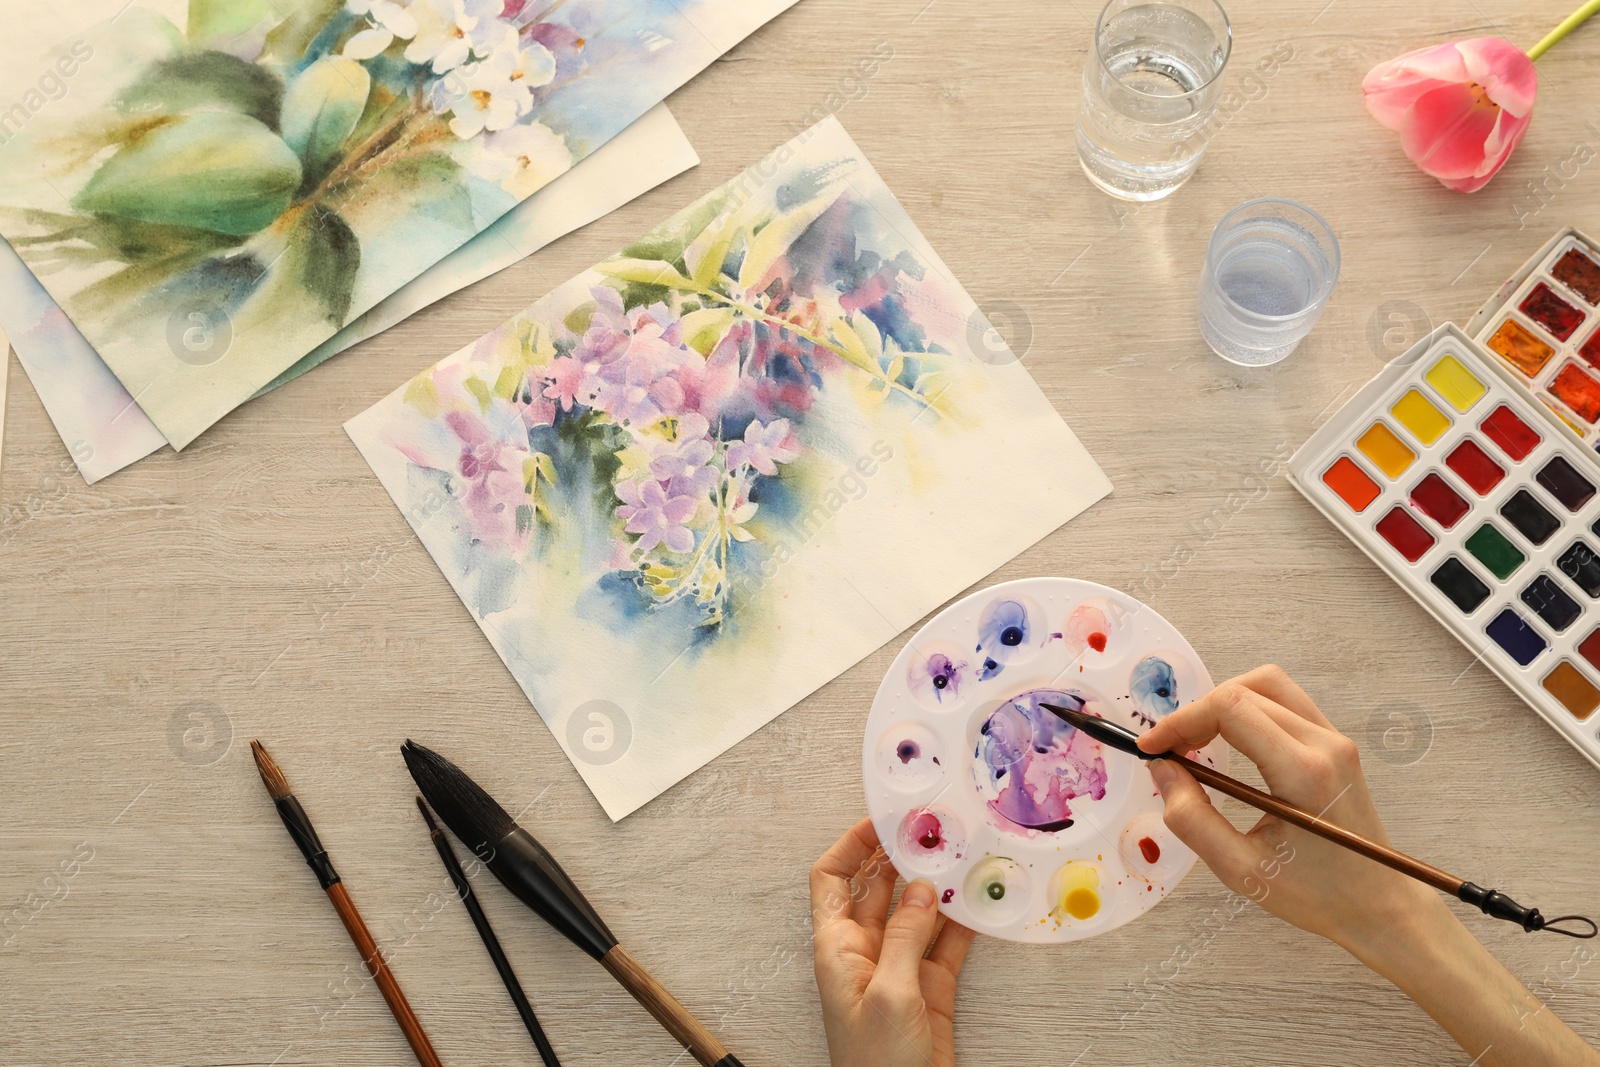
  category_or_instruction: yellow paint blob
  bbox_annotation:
[1356,421,1415,478]
[1390,389,1451,445]
[1065,888,1100,919]
[1425,355,1485,413]
[1055,862,1100,920]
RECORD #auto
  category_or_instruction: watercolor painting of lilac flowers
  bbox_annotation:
[348,119,1112,819]
[0,0,794,450]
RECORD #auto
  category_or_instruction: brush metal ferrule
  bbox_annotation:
[274,796,340,890]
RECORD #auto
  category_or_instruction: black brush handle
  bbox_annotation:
[486,828,617,960]
[427,828,562,1066]
[274,796,340,889]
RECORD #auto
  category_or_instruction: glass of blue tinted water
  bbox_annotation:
[1198,198,1340,366]
[1076,0,1232,201]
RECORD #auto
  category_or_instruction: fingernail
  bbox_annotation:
[1149,760,1178,795]
[902,880,936,909]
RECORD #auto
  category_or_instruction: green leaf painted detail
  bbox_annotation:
[283,204,360,325]
[261,0,348,67]
[74,112,302,237]
[281,57,371,184]
[187,0,281,50]
[116,52,286,131]
[188,0,345,67]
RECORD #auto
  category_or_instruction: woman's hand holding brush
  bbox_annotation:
[1143,665,1600,1067]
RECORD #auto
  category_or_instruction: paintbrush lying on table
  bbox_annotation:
[401,740,746,1067]
[250,741,444,1067]
[1040,704,1596,939]
[416,796,561,1067]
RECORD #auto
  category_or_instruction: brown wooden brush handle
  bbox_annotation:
[1169,752,1464,896]
[601,944,738,1067]
[326,882,445,1067]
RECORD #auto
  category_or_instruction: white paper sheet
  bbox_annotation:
[348,119,1113,819]
[0,104,696,483]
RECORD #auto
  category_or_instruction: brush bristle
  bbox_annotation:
[402,740,516,852]
[250,739,292,801]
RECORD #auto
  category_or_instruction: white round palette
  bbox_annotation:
[863,577,1228,943]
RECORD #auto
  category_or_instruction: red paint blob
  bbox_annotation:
[1521,282,1587,341]
[1409,472,1469,528]
[1481,404,1541,462]
[907,811,944,851]
[1138,836,1161,864]
[1087,632,1107,653]
[941,889,954,904]
[1445,438,1505,495]
[1376,505,1436,563]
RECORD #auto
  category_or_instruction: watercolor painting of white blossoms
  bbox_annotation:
[0,0,795,448]
[347,119,1113,820]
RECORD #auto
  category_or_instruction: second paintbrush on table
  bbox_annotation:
[416,796,562,1067]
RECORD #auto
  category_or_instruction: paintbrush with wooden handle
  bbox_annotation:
[1040,704,1595,939]
[402,740,745,1067]
[250,741,445,1067]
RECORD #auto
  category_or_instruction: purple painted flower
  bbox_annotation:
[432,406,536,552]
[725,418,801,476]
[649,415,714,480]
[616,479,697,554]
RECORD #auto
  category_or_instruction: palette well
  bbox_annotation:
[1469,229,1600,445]
[863,578,1228,943]
[1289,324,1600,771]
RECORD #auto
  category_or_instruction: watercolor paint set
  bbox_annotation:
[863,578,1227,943]
[1288,322,1600,770]
[1467,227,1600,445]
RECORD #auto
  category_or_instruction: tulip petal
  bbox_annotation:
[1362,41,1471,128]
[1457,36,1537,117]
[1400,82,1500,180]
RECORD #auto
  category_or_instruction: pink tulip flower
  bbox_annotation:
[1362,37,1537,193]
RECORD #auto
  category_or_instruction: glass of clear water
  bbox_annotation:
[1076,0,1232,201]
[1198,198,1341,367]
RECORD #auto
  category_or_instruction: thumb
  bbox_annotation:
[872,880,940,993]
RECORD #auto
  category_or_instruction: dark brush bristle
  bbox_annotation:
[402,740,516,852]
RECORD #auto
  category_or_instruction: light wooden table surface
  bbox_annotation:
[4,1,1599,1064]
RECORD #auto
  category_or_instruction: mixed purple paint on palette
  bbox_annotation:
[972,689,1108,832]
[910,649,967,703]
[975,598,1031,679]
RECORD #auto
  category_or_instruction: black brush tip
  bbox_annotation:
[402,740,515,853]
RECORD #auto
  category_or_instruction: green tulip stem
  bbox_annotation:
[1528,0,1600,62]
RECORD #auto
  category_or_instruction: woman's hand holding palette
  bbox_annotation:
[1289,323,1600,772]
[862,578,1227,943]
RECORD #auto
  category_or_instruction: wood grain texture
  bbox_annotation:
[2,1,1599,1064]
